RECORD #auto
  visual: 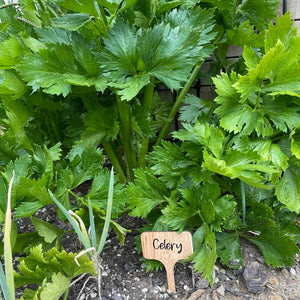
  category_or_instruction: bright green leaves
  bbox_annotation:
[275,159,300,212]
[0,36,25,69]
[14,245,95,295]
[192,224,216,286]
[214,14,300,140]
[98,7,215,100]
[174,121,277,188]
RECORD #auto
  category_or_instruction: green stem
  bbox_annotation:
[116,94,137,181]
[4,171,15,300]
[81,94,127,182]
[98,4,108,27]
[138,82,154,167]
[155,63,203,146]
[102,141,126,183]
[241,180,246,225]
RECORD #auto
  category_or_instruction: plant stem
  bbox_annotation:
[102,141,126,183]
[155,62,203,145]
[116,94,137,181]
[241,180,246,225]
[138,82,154,167]
[98,4,108,27]
[4,171,15,300]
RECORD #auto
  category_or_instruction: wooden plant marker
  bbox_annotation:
[141,231,193,293]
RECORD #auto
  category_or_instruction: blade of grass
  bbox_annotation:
[88,199,97,250]
[48,190,91,250]
[4,170,15,300]
[97,168,114,255]
[0,262,11,300]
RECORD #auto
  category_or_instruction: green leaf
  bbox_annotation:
[84,169,126,218]
[0,36,25,68]
[202,149,276,189]
[275,159,300,213]
[128,168,169,218]
[14,245,95,288]
[66,141,104,187]
[216,232,243,268]
[239,0,280,31]
[179,94,215,124]
[52,13,93,31]
[98,7,215,100]
[54,0,101,18]
[39,273,70,300]
[149,141,197,189]
[35,27,73,46]
[17,50,72,96]
[244,218,299,267]
[0,70,28,99]
[265,12,297,51]
[291,134,300,159]
[192,223,217,286]
[174,122,225,159]
[226,21,264,48]
[31,217,64,244]
[82,105,119,144]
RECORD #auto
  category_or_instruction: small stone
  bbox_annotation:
[183,284,190,291]
[102,271,108,277]
[215,277,219,284]
[290,267,296,276]
[269,296,283,300]
[195,277,210,289]
[243,261,266,294]
[111,296,124,300]
[187,289,205,300]
[90,292,98,298]
[214,265,220,272]
[133,277,140,282]
[142,288,148,293]
[267,277,279,288]
[79,294,86,300]
[217,285,225,296]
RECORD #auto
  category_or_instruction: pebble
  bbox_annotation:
[102,271,108,277]
[217,285,225,296]
[79,294,86,300]
[188,289,206,300]
[290,267,296,276]
[243,261,266,294]
[111,296,124,300]
[195,277,210,289]
[90,292,97,298]
[267,276,279,288]
[142,288,148,293]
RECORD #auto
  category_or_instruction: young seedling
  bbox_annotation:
[49,167,114,299]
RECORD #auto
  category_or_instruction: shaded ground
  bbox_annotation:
[64,215,300,300]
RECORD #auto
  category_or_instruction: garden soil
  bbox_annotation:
[16,205,300,300]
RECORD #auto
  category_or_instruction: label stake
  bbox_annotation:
[141,231,193,292]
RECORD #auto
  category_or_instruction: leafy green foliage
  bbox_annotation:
[15,245,95,297]
[98,7,215,100]
[129,13,299,281]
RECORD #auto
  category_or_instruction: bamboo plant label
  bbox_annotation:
[141,231,193,292]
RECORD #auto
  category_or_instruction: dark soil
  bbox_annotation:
[64,215,300,300]
[9,205,300,300]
